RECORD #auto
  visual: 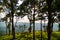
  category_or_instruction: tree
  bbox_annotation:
[0,2,8,34]
[3,0,18,39]
[18,0,38,40]
[46,0,53,40]
[51,0,60,31]
[17,0,38,33]
[57,13,60,31]
[10,0,15,39]
[1,17,8,34]
[6,13,12,35]
[28,14,33,33]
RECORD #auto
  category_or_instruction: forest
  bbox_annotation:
[0,0,60,40]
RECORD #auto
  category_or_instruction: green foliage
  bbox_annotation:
[52,0,60,12]
[17,0,38,16]
[0,31,60,40]
[51,32,60,40]
[57,13,60,21]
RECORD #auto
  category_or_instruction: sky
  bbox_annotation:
[17,0,23,6]
[0,12,6,18]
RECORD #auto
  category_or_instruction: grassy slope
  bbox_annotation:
[0,31,60,40]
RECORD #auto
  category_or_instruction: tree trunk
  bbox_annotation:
[47,8,52,40]
[51,21,53,32]
[6,17,7,35]
[33,14,35,40]
[33,0,35,39]
[58,24,60,31]
[40,19,42,40]
[10,15,12,34]
[8,22,11,35]
[10,0,15,39]
[44,19,46,32]
[46,0,53,40]
[9,26,10,35]
[28,20,32,33]
[12,16,15,39]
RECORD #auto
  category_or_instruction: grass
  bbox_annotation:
[0,31,60,40]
